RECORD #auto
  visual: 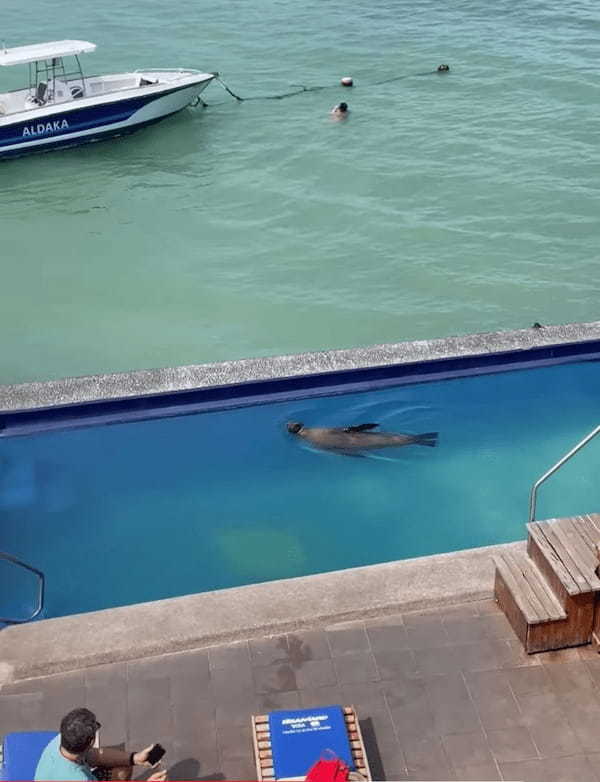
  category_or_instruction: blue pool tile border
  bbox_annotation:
[1,328,600,437]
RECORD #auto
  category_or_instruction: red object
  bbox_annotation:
[305,751,350,782]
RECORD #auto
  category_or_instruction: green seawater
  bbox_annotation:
[1,0,599,384]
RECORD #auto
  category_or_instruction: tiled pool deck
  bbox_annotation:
[2,599,600,782]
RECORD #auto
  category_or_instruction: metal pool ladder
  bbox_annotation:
[528,423,600,524]
[0,551,45,623]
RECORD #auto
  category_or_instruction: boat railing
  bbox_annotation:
[528,424,600,523]
[0,551,45,624]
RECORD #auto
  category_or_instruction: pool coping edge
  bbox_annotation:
[2,320,600,412]
[0,539,525,684]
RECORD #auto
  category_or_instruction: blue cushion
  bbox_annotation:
[268,706,354,780]
[2,732,57,781]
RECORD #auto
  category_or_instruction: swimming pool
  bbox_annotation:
[1,343,599,621]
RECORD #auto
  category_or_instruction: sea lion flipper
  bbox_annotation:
[344,423,379,433]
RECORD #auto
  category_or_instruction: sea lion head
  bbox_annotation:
[287,421,304,434]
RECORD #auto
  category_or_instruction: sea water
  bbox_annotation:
[1,359,599,619]
[0,0,599,384]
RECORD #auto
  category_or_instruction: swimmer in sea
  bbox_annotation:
[331,101,349,119]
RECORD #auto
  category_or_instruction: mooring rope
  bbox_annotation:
[209,69,448,106]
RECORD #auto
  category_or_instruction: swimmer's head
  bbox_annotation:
[338,102,348,112]
[437,64,450,72]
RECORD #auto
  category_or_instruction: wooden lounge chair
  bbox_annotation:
[251,705,372,781]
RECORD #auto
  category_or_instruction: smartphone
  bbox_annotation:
[146,744,166,766]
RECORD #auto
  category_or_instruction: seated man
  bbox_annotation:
[34,708,167,781]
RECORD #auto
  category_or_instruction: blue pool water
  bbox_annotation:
[1,359,600,620]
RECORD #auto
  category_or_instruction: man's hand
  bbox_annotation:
[133,744,160,766]
[148,770,167,781]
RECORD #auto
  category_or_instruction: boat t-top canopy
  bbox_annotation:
[0,40,96,66]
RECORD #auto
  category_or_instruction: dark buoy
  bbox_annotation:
[437,64,450,72]
[340,76,353,87]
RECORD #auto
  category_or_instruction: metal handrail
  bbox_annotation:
[528,424,600,523]
[0,551,45,624]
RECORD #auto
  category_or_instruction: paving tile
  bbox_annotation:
[36,672,87,728]
[456,639,507,673]
[402,612,450,649]
[465,669,524,731]
[442,730,493,768]
[85,662,128,746]
[575,644,600,660]
[0,692,44,732]
[527,715,582,758]
[377,756,409,780]
[405,764,455,780]
[210,662,255,701]
[425,673,480,736]
[404,737,455,781]
[439,603,481,620]
[215,693,258,729]
[326,624,370,657]
[165,752,205,782]
[373,649,419,681]
[298,685,344,708]
[249,635,289,665]
[358,713,404,781]
[539,754,598,782]
[485,726,538,763]
[539,647,584,665]
[499,758,547,782]
[286,630,331,662]
[477,612,516,640]
[516,690,564,723]
[442,616,488,644]
[332,652,379,685]
[412,644,463,677]
[340,682,388,714]
[403,735,450,770]
[295,658,337,689]
[208,642,251,672]
[130,649,210,688]
[384,678,436,740]
[366,622,410,653]
[544,661,594,695]
[253,662,298,694]
[583,656,600,688]
[565,715,600,754]
[493,639,542,669]
[127,674,173,747]
[505,664,552,696]
[215,721,252,761]
[452,761,501,780]
[220,755,257,781]
[171,694,216,751]
[256,689,301,713]
[404,736,455,780]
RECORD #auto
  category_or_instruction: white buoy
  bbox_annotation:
[340,76,353,87]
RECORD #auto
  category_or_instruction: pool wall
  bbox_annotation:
[1,320,600,435]
[1,320,599,681]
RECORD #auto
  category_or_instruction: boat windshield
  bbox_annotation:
[26,55,87,105]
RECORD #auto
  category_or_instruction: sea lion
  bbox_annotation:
[286,422,438,455]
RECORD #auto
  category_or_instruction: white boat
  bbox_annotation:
[0,40,216,158]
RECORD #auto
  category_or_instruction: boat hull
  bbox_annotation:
[0,78,213,158]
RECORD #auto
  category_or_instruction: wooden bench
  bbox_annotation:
[251,705,372,781]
